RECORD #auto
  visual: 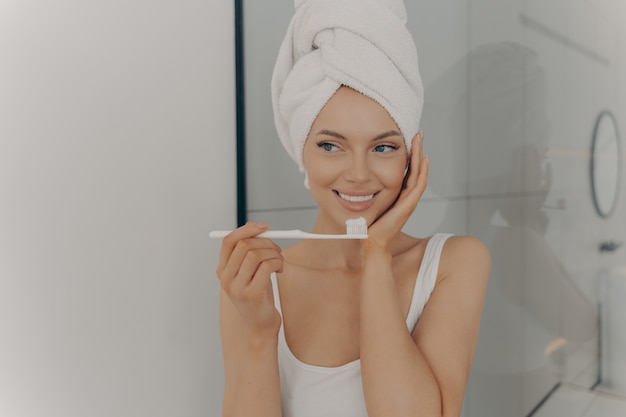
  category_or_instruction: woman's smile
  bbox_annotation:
[334,190,380,212]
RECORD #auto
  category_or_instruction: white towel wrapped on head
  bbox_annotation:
[271,0,424,185]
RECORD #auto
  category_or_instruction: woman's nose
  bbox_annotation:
[344,155,370,183]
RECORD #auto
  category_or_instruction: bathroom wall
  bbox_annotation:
[0,1,234,416]
[244,1,626,416]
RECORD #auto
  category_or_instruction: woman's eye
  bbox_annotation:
[318,142,339,152]
[374,144,399,153]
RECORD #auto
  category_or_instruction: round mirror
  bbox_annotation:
[590,111,621,218]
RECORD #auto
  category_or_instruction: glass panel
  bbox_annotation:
[241,1,626,415]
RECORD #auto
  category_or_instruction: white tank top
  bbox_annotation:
[270,233,452,417]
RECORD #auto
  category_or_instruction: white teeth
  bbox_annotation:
[338,192,375,202]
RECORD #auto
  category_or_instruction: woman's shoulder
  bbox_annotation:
[441,234,490,259]
[438,234,491,282]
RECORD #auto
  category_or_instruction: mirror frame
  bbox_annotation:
[590,110,621,219]
[235,0,247,226]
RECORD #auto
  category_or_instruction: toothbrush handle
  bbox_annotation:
[209,230,367,239]
[259,230,306,239]
[209,230,304,239]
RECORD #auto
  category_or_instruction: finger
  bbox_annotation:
[393,152,429,216]
[225,252,282,305]
[414,155,429,198]
[248,257,284,295]
[216,222,270,275]
[405,150,429,201]
[218,235,280,281]
[405,132,424,191]
[234,248,283,289]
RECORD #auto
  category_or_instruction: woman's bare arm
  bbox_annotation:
[411,236,489,416]
[359,244,442,417]
[216,222,284,417]
[220,291,282,417]
[357,132,489,416]
[360,236,490,417]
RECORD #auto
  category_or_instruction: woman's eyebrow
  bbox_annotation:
[316,129,402,141]
[316,129,347,140]
[372,130,402,141]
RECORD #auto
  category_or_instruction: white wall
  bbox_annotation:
[0,1,234,416]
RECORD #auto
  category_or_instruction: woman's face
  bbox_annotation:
[303,86,408,230]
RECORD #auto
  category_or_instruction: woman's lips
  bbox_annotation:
[334,190,378,212]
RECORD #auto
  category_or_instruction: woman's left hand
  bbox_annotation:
[365,131,428,250]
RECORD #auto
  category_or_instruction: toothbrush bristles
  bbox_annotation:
[345,217,368,237]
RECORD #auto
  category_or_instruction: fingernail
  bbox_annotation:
[257,222,269,229]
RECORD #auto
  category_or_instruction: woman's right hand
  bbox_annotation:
[216,222,283,337]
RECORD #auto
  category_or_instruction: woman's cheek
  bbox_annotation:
[377,162,406,189]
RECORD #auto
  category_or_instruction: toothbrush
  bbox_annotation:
[209,217,368,240]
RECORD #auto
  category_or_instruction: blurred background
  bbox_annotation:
[1,1,625,416]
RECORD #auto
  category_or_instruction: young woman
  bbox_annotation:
[217,86,490,417]
[217,2,490,416]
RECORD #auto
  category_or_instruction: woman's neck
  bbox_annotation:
[288,216,367,271]
[289,214,409,271]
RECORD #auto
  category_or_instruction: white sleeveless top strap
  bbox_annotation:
[405,233,453,332]
[270,233,453,417]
